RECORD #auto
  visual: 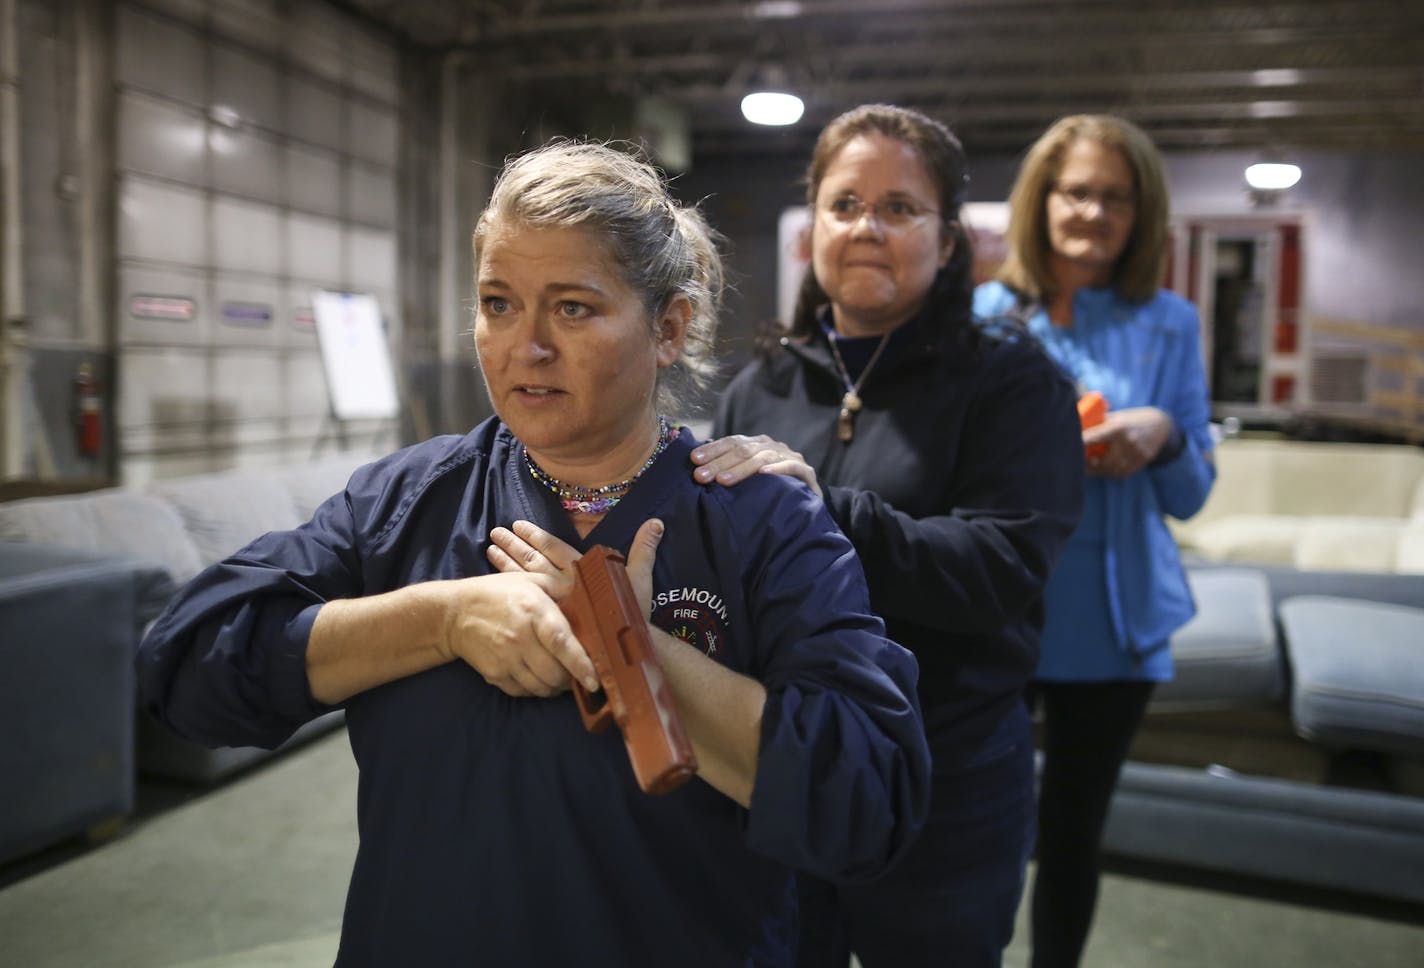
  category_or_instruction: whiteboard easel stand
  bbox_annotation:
[309,410,398,460]
[310,289,401,461]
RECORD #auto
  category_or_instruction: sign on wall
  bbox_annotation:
[312,289,400,421]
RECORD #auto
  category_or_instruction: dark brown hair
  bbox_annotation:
[788,104,974,340]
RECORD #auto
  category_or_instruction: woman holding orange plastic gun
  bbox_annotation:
[975,115,1217,968]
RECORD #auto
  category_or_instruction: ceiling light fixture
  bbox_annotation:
[750,0,802,18]
[741,91,804,126]
[1244,162,1302,191]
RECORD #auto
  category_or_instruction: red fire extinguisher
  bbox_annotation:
[75,362,103,457]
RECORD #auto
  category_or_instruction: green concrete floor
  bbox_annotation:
[2,729,1420,967]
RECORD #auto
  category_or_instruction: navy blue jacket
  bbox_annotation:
[715,317,1084,757]
[136,420,929,967]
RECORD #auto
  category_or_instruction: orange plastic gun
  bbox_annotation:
[561,545,698,795]
[1077,390,1109,460]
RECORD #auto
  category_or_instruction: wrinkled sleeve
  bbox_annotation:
[724,477,931,882]
[135,488,365,750]
[1148,300,1217,520]
[821,342,1084,638]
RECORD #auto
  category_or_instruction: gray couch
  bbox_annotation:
[1104,563,1424,904]
[0,544,173,866]
[0,453,374,865]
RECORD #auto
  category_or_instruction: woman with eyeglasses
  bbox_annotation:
[690,104,1085,967]
[975,115,1216,968]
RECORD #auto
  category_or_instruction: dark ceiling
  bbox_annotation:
[341,0,1424,159]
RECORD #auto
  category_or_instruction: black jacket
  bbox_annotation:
[715,315,1084,759]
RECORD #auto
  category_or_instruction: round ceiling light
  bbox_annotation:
[1245,162,1302,191]
[741,91,805,126]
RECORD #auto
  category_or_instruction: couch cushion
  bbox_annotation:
[1397,522,1424,575]
[0,542,177,623]
[0,490,204,582]
[0,553,147,864]
[147,474,304,566]
[1280,596,1424,756]
[271,456,367,520]
[1410,476,1424,521]
[1159,568,1281,704]
[1293,517,1405,573]
[1187,514,1304,565]
[1104,759,1424,903]
[1267,442,1424,518]
[1177,441,1424,552]
[1249,563,1424,611]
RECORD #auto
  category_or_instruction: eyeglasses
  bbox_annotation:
[1053,184,1136,216]
[820,194,940,230]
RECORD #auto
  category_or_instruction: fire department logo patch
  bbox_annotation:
[651,585,729,659]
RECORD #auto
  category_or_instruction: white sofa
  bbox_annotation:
[1108,438,1424,903]
[1170,438,1424,573]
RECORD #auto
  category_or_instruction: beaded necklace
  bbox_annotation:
[524,415,680,515]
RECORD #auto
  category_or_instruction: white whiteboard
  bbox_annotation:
[312,290,400,420]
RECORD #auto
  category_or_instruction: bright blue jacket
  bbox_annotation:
[136,419,930,967]
[975,282,1216,658]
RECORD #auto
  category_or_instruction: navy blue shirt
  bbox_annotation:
[137,419,929,967]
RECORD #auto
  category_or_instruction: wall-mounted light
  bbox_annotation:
[1245,162,1302,191]
[741,91,804,126]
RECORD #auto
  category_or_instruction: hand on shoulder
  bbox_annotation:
[690,434,823,499]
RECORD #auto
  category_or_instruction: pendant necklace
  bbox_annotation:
[826,330,892,443]
[524,415,679,515]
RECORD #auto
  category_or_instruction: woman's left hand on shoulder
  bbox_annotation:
[1084,406,1174,478]
[690,435,822,498]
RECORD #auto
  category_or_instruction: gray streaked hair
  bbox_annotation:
[472,140,724,415]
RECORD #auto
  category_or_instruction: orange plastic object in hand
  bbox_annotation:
[1077,391,1109,460]
[561,545,698,795]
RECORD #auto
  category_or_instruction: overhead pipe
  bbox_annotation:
[1,0,27,479]
[1,0,22,328]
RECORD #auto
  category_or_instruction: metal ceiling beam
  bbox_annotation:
[468,27,1413,71]
[494,39,1422,90]
[340,0,1424,155]
[691,120,1424,157]
[690,93,1424,128]
[454,0,1413,41]
[463,0,1063,39]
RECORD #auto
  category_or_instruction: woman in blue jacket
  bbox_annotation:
[974,115,1216,968]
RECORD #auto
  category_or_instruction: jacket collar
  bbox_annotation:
[781,305,942,382]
